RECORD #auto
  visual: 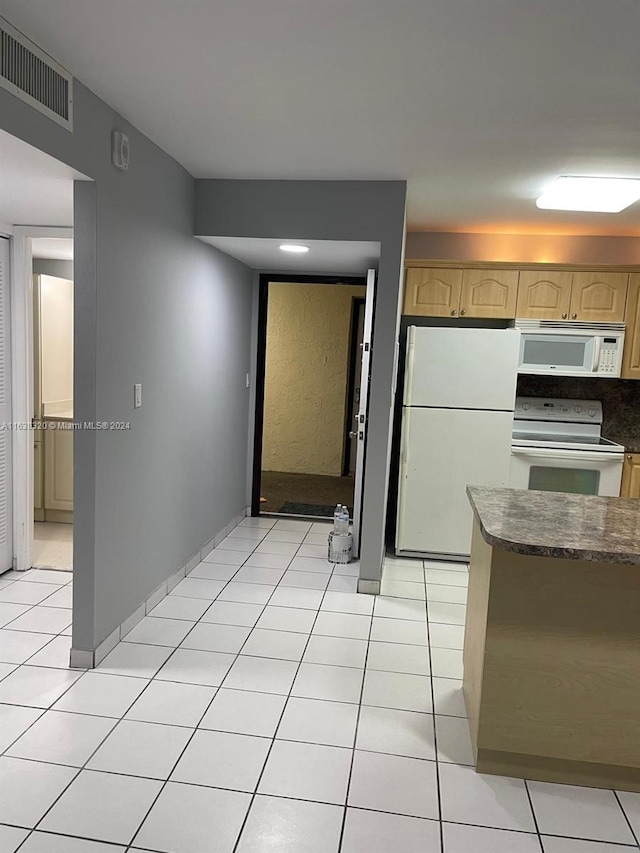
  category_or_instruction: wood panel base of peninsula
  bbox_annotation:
[463,521,640,793]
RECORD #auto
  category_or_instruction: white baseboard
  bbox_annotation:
[94,626,120,666]
[69,506,247,668]
[145,581,168,614]
[119,603,146,639]
[167,565,186,592]
[201,536,216,559]
[184,551,201,576]
[69,648,93,669]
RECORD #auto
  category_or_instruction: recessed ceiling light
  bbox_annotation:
[536,176,640,213]
[279,244,309,253]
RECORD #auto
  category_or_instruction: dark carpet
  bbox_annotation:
[279,501,353,518]
[260,470,354,517]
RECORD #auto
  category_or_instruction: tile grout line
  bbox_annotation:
[8,553,636,850]
[335,566,376,853]
[5,811,640,853]
[16,629,203,852]
[3,526,318,850]
[613,790,640,849]
[229,526,338,853]
[422,559,446,853]
[3,607,75,670]
[109,524,297,850]
[127,519,329,852]
[523,772,545,851]
[3,543,263,852]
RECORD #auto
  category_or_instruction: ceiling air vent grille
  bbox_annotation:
[0,17,73,130]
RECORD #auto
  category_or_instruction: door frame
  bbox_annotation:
[251,273,367,517]
[342,297,366,477]
[10,225,73,571]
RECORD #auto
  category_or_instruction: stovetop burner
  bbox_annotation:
[512,397,624,455]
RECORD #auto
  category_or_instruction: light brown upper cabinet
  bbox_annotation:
[404,267,518,319]
[404,268,463,317]
[458,269,519,319]
[620,453,640,498]
[516,271,573,320]
[569,272,629,322]
[622,273,640,379]
[404,265,634,325]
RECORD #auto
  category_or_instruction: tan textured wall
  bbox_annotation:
[263,283,366,476]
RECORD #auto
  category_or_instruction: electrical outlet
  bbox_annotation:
[134,384,142,408]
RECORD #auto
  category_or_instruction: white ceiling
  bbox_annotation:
[0,130,85,227]
[1,0,639,236]
[199,237,379,274]
[32,237,74,260]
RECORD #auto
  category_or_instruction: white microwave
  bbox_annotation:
[515,321,625,378]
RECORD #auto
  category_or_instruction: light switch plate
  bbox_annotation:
[134,383,142,408]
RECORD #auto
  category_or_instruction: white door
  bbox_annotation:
[347,301,366,474]
[0,238,13,572]
[351,268,375,559]
[396,406,513,558]
[404,326,521,411]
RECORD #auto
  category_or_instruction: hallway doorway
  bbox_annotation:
[258,277,365,518]
[31,242,74,571]
[252,270,375,556]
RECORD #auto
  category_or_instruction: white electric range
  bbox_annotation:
[510,397,624,496]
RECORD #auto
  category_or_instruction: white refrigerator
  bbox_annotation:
[396,326,521,560]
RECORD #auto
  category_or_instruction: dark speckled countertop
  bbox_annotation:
[467,486,640,565]
[609,437,640,453]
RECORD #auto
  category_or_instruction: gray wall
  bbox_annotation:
[33,259,73,279]
[1,78,253,650]
[406,231,640,265]
[195,180,407,584]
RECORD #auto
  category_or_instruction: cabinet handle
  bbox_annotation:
[561,313,568,319]
[628,455,633,460]
[450,310,457,316]
[460,309,467,316]
[572,313,578,319]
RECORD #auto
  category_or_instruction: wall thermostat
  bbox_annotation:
[111,131,130,171]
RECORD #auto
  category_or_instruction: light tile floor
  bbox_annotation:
[0,518,638,852]
[32,523,73,572]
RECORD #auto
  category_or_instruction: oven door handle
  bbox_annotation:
[511,447,621,463]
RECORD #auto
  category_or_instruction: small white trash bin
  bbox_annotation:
[328,531,353,564]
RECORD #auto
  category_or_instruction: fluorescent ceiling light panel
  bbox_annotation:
[279,244,309,253]
[536,176,640,213]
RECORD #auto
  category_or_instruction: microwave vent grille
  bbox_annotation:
[514,320,624,332]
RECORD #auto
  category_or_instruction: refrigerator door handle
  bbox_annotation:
[403,328,416,406]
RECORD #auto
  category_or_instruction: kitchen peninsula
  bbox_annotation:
[463,486,640,792]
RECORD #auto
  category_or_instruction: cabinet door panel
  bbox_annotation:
[621,273,640,380]
[44,426,73,511]
[34,440,43,511]
[403,268,463,317]
[516,271,572,320]
[460,269,518,319]
[570,272,628,322]
[620,454,640,498]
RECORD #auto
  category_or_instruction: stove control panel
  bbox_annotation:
[515,397,603,424]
